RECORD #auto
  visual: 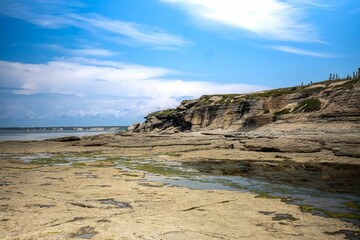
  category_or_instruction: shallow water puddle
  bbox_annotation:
[14,154,360,225]
[116,159,360,226]
[18,153,108,166]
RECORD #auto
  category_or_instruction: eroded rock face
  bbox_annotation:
[129,79,360,133]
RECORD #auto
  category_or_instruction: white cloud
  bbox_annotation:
[0,0,81,28]
[162,0,328,42]
[287,0,333,8]
[68,48,115,57]
[269,45,339,58]
[70,14,190,49]
[0,59,268,120]
[45,44,115,57]
[0,0,189,49]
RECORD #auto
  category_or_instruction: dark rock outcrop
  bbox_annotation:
[47,136,81,142]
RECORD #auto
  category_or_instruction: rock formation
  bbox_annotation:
[129,78,360,133]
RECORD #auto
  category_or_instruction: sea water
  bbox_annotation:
[0,127,126,141]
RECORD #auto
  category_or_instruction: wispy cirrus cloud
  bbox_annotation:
[287,0,334,8]
[0,0,190,49]
[45,44,116,57]
[70,14,190,50]
[269,45,340,58]
[0,0,83,28]
[161,0,329,43]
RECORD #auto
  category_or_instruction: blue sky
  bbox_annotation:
[0,0,359,127]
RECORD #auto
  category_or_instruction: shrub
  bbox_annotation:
[294,98,321,113]
[300,87,325,94]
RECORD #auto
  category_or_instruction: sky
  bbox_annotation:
[0,0,359,127]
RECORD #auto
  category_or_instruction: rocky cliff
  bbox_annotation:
[129,78,360,133]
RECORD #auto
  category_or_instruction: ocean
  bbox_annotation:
[0,126,127,141]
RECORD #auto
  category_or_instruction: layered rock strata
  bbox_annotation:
[129,79,360,133]
[126,78,360,158]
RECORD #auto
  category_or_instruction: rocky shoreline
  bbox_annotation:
[1,78,359,239]
[0,122,359,239]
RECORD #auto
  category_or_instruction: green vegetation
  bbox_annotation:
[275,108,291,115]
[28,153,121,167]
[127,163,186,176]
[333,78,360,90]
[300,87,325,94]
[327,68,360,82]
[197,95,213,105]
[300,205,315,212]
[30,154,70,165]
[344,201,360,209]
[246,87,299,99]
[293,98,321,113]
[163,152,181,157]
[149,68,359,114]
[71,162,87,167]
[147,108,176,118]
[321,211,360,219]
[311,78,359,88]
[194,94,247,107]
[255,192,279,199]
[31,158,69,165]
[300,205,360,220]
[315,67,360,86]
[114,158,195,177]
[217,96,230,104]
[213,179,243,189]
[316,78,347,87]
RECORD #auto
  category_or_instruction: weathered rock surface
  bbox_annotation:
[126,79,360,158]
[129,79,360,133]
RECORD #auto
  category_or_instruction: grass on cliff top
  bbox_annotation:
[145,78,358,116]
[147,108,176,118]
[315,77,359,87]
[332,78,360,89]
[196,86,306,105]
[196,94,246,106]
[197,84,324,104]
[205,78,359,103]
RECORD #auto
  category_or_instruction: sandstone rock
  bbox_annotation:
[243,138,322,153]
[128,122,140,131]
[332,146,360,158]
[128,79,360,133]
